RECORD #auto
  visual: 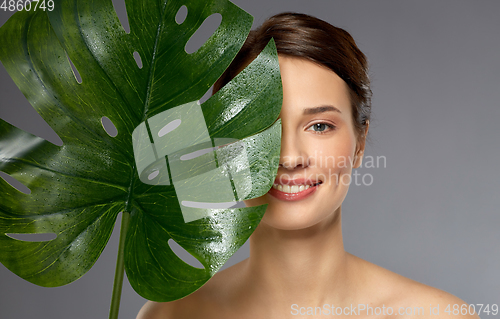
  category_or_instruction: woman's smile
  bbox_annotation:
[268,177,323,201]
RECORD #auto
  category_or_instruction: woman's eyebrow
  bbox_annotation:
[303,105,342,115]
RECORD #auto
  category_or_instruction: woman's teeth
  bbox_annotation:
[272,184,311,193]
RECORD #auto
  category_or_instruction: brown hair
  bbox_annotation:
[214,12,372,141]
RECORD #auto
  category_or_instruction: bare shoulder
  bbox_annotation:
[136,259,249,319]
[136,290,213,319]
[136,300,171,319]
[135,286,217,319]
[348,253,479,318]
[413,286,480,319]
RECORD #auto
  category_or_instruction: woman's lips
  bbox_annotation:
[268,181,321,201]
[273,177,319,186]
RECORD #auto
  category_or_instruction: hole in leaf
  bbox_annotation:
[133,51,143,69]
[101,116,118,137]
[230,202,246,208]
[180,147,217,161]
[112,0,130,33]
[199,85,213,104]
[65,51,82,84]
[0,171,31,194]
[185,13,222,54]
[175,5,188,24]
[0,63,64,146]
[168,239,204,269]
[181,201,238,209]
[49,133,63,147]
[158,119,181,137]
[148,170,159,180]
[7,233,57,242]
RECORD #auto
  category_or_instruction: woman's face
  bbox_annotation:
[244,56,366,230]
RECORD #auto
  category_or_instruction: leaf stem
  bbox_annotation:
[109,211,131,319]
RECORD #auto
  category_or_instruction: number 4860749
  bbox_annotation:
[0,0,55,12]
[444,304,499,316]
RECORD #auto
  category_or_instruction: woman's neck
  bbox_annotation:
[240,206,355,311]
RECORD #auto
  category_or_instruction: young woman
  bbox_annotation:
[138,13,478,319]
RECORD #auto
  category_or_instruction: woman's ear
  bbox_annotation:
[353,120,369,169]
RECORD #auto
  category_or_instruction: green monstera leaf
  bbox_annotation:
[0,0,282,307]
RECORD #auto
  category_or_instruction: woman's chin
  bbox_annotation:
[261,213,315,231]
[244,194,340,231]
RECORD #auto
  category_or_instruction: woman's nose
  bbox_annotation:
[279,131,309,170]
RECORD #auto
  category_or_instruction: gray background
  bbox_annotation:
[1,0,499,318]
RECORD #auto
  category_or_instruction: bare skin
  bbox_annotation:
[137,57,478,319]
